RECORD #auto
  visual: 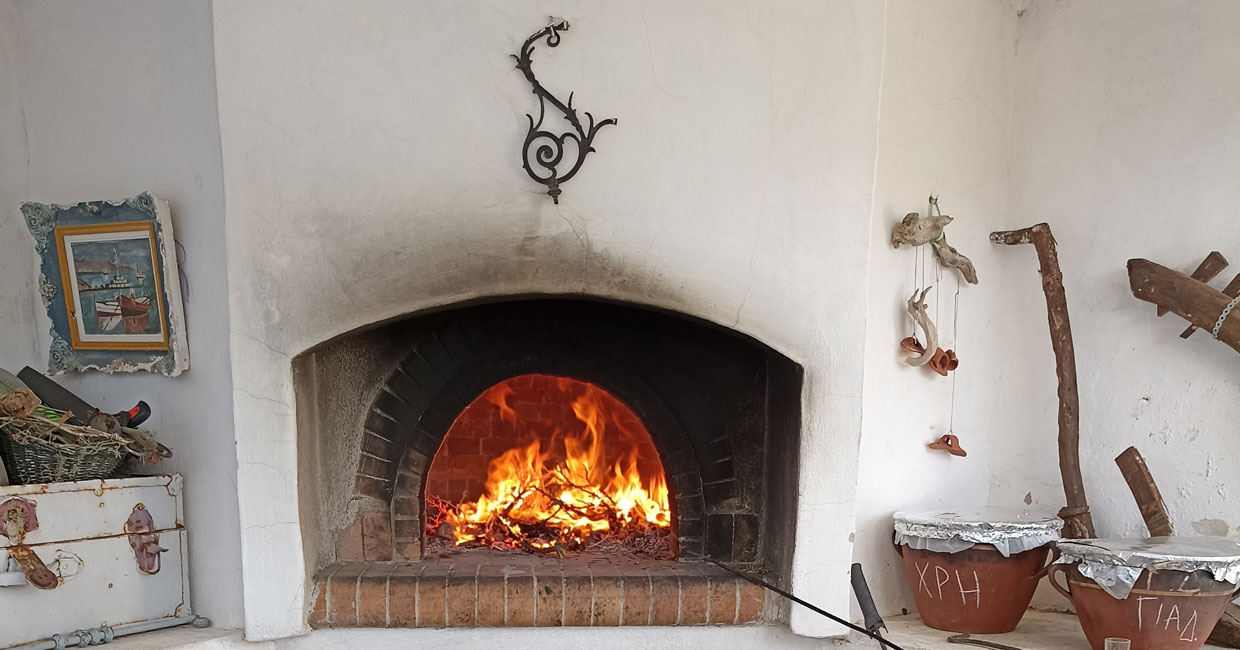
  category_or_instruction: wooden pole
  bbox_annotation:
[1114,446,1173,537]
[1128,258,1240,354]
[991,223,1096,539]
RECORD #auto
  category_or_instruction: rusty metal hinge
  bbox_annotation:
[124,503,168,575]
[1,498,58,589]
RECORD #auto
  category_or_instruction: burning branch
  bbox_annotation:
[425,385,672,558]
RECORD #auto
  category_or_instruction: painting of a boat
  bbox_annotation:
[28,194,188,375]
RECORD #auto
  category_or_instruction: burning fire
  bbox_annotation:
[430,380,672,555]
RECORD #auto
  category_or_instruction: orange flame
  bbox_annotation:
[485,383,517,423]
[442,383,671,550]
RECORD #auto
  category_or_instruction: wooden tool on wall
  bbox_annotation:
[1128,253,1240,354]
[1157,251,1228,318]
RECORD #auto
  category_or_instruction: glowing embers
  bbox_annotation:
[426,375,673,558]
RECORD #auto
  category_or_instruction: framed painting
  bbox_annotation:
[54,221,170,351]
[22,192,189,376]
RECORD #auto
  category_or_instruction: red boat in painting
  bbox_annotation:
[93,294,153,334]
[119,295,152,334]
[95,298,123,331]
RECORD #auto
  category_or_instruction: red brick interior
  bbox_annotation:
[310,557,769,628]
[424,373,664,506]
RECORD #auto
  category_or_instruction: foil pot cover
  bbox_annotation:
[1055,536,1240,599]
[894,507,1064,558]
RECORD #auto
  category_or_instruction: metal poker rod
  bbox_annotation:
[690,554,904,650]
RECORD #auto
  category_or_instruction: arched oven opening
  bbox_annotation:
[302,298,802,628]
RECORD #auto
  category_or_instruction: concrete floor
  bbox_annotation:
[881,611,1226,650]
[93,612,1230,650]
[99,626,248,650]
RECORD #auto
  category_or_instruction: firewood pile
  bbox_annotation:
[426,495,674,560]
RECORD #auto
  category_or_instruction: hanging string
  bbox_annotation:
[935,250,942,328]
[949,271,961,434]
[927,195,941,327]
[910,237,918,338]
[920,228,928,293]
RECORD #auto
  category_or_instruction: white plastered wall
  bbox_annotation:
[857,0,1022,616]
[0,0,37,372]
[0,0,244,629]
[212,0,885,640]
[995,0,1240,609]
[0,0,1235,642]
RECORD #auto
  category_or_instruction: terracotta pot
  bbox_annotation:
[1050,563,1238,650]
[899,543,1049,634]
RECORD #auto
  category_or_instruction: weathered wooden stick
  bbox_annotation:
[905,288,937,367]
[1128,259,1240,355]
[991,223,1095,539]
[1114,446,1173,537]
[1159,251,1227,317]
[1182,272,1240,338]
[1111,443,1240,647]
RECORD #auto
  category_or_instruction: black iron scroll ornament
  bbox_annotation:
[513,19,617,204]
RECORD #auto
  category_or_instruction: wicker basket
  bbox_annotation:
[0,421,125,484]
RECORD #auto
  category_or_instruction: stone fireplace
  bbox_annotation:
[216,2,880,641]
[297,299,801,628]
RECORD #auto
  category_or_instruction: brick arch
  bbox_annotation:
[334,299,793,566]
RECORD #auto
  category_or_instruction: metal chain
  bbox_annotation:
[1212,294,1240,340]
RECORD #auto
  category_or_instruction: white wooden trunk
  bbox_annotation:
[0,475,190,649]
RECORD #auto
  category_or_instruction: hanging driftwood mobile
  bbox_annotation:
[893,197,975,378]
[893,198,977,458]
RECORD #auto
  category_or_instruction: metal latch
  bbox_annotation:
[124,504,167,574]
[1,498,58,589]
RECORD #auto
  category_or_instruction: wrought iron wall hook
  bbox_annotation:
[513,18,617,204]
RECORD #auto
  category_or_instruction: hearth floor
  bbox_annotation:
[881,611,1227,649]
[310,557,770,628]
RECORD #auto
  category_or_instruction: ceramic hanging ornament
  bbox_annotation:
[928,434,967,457]
[899,282,960,376]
